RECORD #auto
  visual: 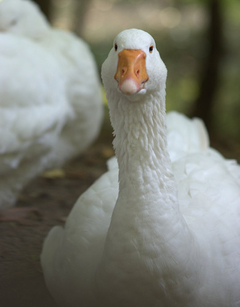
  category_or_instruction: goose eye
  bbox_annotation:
[149,45,154,53]
[114,43,118,52]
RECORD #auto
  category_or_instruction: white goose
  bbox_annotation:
[41,29,240,307]
[0,0,103,211]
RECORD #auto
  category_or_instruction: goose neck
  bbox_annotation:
[109,91,177,202]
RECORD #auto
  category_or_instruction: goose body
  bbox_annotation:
[0,0,103,209]
[41,29,240,307]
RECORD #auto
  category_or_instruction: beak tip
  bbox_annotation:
[119,79,140,95]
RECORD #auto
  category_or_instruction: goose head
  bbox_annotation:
[102,28,167,102]
[0,0,49,38]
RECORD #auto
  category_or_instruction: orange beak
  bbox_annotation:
[114,49,149,95]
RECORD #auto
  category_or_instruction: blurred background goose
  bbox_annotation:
[41,29,240,306]
[0,0,103,213]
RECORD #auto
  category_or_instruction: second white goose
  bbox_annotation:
[0,0,103,211]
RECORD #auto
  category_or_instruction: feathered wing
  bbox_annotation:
[173,149,240,301]
[41,165,119,307]
[166,111,209,161]
[167,112,240,242]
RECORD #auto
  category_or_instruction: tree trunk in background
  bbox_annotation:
[73,0,93,37]
[32,0,51,20]
[191,0,223,133]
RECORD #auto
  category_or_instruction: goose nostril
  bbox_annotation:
[136,69,140,78]
[121,68,126,76]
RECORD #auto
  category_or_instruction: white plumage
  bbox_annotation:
[41,29,240,307]
[0,0,103,209]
